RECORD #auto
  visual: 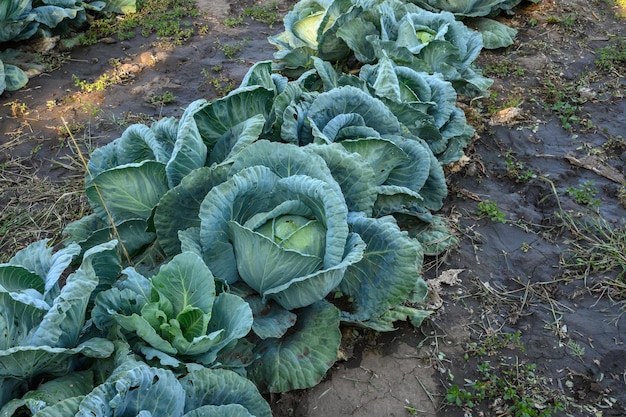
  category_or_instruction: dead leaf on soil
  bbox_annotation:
[564,152,626,184]
[426,269,465,310]
[445,154,471,174]
[489,106,524,126]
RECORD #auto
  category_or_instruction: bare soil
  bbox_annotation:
[1,0,625,416]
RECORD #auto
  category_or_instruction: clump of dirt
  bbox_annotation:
[1,0,625,416]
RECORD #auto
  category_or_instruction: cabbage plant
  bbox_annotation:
[92,251,253,369]
[357,56,475,163]
[268,0,366,75]
[0,240,117,409]
[64,88,275,263]
[360,0,493,94]
[74,347,272,417]
[0,343,272,417]
[149,160,362,391]
[0,0,525,407]
[407,0,522,48]
[269,0,494,94]
[54,2,488,395]
[0,0,136,43]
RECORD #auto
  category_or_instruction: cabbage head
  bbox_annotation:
[193,164,365,310]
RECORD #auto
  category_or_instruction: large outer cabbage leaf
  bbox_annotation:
[86,123,172,185]
[243,294,297,340]
[240,60,289,95]
[166,100,208,188]
[471,17,517,49]
[0,0,32,21]
[271,82,317,144]
[409,0,524,16]
[382,135,447,212]
[409,0,512,17]
[6,238,80,303]
[0,60,28,93]
[0,0,36,43]
[63,215,156,263]
[228,140,344,202]
[180,368,272,417]
[406,213,460,256]
[192,86,275,147]
[77,357,186,417]
[0,339,113,380]
[86,160,169,223]
[0,371,93,417]
[0,378,26,411]
[307,85,404,139]
[208,114,265,165]
[337,213,427,329]
[305,142,378,214]
[102,0,137,13]
[30,5,80,30]
[248,301,341,393]
[154,165,230,257]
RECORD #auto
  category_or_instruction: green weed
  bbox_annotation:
[148,91,176,106]
[4,100,29,118]
[72,73,113,93]
[483,61,525,78]
[502,150,536,183]
[223,16,244,27]
[79,0,198,46]
[202,68,235,96]
[465,331,524,357]
[618,185,626,208]
[566,340,586,361]
[446,360,564,417]
[447,331,565,417]
[565,180,601,207]
[551,101,581,130]
[546,13,577,28]
[215,38,249,59]
[243,1,282,26]
[477,200,506,223]
[595,35,626,71]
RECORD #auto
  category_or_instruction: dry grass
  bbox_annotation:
[558,210,626,301]
[0,155,90,262]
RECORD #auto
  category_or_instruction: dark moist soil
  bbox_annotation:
[1,0,625,416]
